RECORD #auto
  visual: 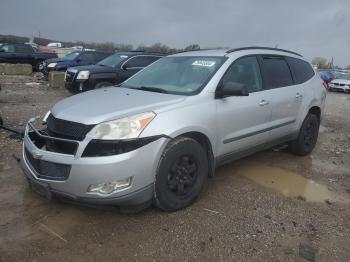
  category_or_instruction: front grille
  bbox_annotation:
[28,130,78,155]
[47,114,94,141]
[25,148,71,181]
[333,83,345,86]
[65,71,76,83]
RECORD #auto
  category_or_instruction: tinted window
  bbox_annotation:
[94,53,109,62]
[15,44,33,53]
[261,56,293,88]
[0,44,15,52]
[286,57,315,84]
[221,56,263,93]
[125,56,160,68]
[78,53,95,62]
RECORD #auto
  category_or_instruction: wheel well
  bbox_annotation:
[177,132,215,177]
[308,106,321,120]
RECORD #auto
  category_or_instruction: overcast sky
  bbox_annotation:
[1,0,350,66]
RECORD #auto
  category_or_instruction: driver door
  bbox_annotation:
[216,56,272,157]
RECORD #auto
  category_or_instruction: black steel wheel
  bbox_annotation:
[289,113,320,156]
[154,137,208,211]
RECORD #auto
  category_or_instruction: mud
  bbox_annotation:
[0,75,350,261]
[236,163,349,203]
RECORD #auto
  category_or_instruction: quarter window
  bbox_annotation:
[286,57,315,84]
[261,56,293,89]
[221,56,263,93]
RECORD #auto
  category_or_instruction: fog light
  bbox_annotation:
[87,177,132,195]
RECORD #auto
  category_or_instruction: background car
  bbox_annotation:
[0,43,57,71]
[328,74,350,93]
[43,50,112,76]
[318,70,335,88]
[64,52,163,93]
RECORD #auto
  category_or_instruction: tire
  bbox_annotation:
[289,113,320,156]
[154,137,208,211]
[35,61,44,72]
[94,82,112,89]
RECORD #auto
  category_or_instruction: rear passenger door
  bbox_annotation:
[216,56,272,156]
[119,55,161,82]
[258,55,303,140]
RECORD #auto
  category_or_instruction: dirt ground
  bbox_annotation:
[0,75,349,262]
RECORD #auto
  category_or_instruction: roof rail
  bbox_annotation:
[226,46,302,57]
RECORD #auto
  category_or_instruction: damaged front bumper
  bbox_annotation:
[20,118,169,207]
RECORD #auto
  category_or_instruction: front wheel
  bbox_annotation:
[153,137,208,211]
[289,113,320,156]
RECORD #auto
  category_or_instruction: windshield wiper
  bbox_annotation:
[129,86,168,94]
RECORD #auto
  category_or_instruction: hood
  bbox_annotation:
[69,64,115,74]
[51,87,185,125]
[331,78,350,84]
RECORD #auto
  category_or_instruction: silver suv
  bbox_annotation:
[21,47,326,211]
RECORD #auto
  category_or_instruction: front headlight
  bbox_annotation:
[87,112,156,140]
[76,70,90,80]
[47,62,57,68]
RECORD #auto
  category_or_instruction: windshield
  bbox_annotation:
[123,56,226,95]
[63,52,80,60]
[98,53,128,67]
[336,74,350,80]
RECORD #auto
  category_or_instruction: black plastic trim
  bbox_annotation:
[223,120,296,144]
[82,135,168,157]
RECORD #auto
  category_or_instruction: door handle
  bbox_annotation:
[295,93,303,98]
[259,100,269,106]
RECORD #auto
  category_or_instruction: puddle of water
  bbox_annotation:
[235,164,349,203]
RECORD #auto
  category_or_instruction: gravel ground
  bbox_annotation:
[0,75,349,262]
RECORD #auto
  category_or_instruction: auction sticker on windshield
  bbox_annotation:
[192,60,216,67]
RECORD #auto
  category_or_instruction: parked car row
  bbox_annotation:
[64,52,163,92]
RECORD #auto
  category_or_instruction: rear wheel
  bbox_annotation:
[289,113,320,156]
[94,82,112,89]
[154,137,208,211]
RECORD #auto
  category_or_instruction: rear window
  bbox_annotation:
[286,57,315,84]
[261,56,293,89]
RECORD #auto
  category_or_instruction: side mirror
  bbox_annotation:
[76,58,81,63]
[0,49,4,53]
[216,82,249,98]
[121,64,128,70]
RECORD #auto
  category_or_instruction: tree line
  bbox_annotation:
[0,34,201,53]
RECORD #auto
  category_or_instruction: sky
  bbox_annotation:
[1,0,350,66]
